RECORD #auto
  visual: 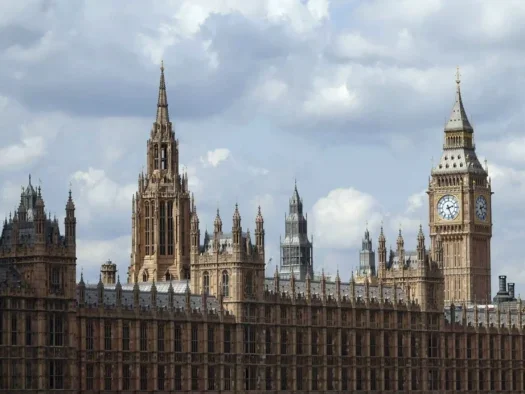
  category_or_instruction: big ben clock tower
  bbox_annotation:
[428,69,492,305]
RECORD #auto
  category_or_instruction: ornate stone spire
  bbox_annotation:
[156,60,170,125]
[445,67,473,133]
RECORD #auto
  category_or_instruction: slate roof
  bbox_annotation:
[80,280,221,312]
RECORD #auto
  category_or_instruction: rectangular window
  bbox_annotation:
[312,331,318,355]
[265,328,272,354]
[158,322,165,352]
[167,201,174,255]
[48,314,63,347]
[11,314,17,345]
[326,332,333,356]
[411,334,418,358]
[25,315,32,346]
[297,367,303,390]
[86,364,94,390]
[208,366,215,390]
[161,145,168,170]
[104,365,112,391]
[104,321,112,351]
[341,331,348,356]
[122,365,131,390]
[224,325,231,353]
[266,367,272,390]
[140,322,148,351]
[191,325,199,353]
[467,335,473,359]
[208,325,215,353]
[281,366,287,390]
[280,328,287,355]
[140,365,148,390]
[296,331,303,354]
[160,202,166,255]
[384,333,390,357]
[327,368,334,390]
[154,144,159,170]
[122,321,130,351]
[158,365,165,390]
[244,325,256,354]
[192,366,199,390]
[48,360,64,390]
[11,360,20,390]
[312,367,319,390]
[223,365,232,391]
[175,365,182,390]
[245,366,256,390]
[356,332,362,357]
[371,369,377,390]
[174,324,182,352]
[25,361,33,389]
[342,367,348,391]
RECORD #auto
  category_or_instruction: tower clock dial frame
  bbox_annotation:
[437,194,460,220]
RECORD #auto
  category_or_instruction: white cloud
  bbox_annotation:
[0,136,46,170]
[406,189,427,214]
[76,235,130,280]
[200,148,231,167]
[71,168,135,223]
[311,188,382,249]
[250,193,275,218]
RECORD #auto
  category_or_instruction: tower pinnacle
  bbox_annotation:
[156,61,170,125]
[445,66,473,133]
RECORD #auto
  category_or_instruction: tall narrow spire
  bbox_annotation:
[156,60,170,124]
[445,67,473,133]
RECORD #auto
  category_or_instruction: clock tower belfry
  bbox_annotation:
[428,69,492,305]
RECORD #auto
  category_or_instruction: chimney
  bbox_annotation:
[508,283,515,299]
[499,275,507,294]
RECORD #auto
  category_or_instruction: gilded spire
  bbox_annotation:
[445,67,473,133]
[156,60,170,124]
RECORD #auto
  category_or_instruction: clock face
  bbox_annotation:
[437,195,460,220]
[475,195,488,221]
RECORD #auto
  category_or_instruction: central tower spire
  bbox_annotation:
[129,62,191,284]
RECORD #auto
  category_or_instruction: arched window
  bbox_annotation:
[145,202,150,255]
[203,272,210,295]
[245,271,253,297]
[142,270,148,282]
[165,272,171,281]
[154,145,159,169]
[222,271,229,297]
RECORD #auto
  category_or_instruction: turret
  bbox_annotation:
[255,206,264,255]
[78,271,86,305]
[34,187,45,244]
[396,228,405,264]
[435,233,443,269]
[116,276,122,308]
[378,225,387,276]
[190,206,200,254]
[101,259,117,285]
[65,188,76,247]
[232,204,241,247]
[417,225,426,263]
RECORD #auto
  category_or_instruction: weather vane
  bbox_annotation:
[455,66,461,84]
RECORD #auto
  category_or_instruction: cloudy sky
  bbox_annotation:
[1,0,525,294]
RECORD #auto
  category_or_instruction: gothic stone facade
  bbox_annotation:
[0,66,519,394]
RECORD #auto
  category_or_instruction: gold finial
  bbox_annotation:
[160,59,164,72]
[455,66,461,85]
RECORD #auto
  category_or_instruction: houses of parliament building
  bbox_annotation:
[1,64,524,394]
